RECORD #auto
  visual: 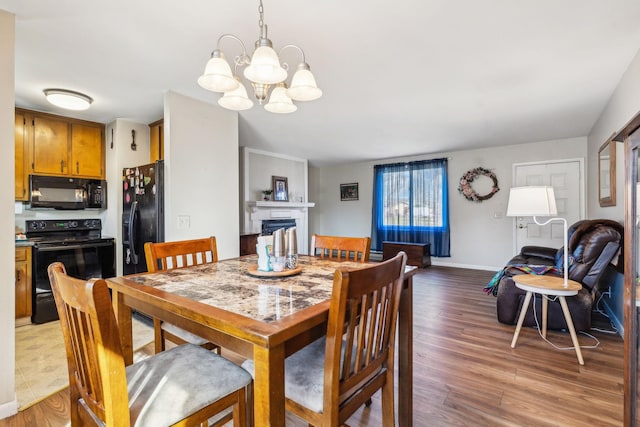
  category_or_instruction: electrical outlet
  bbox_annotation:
[177,215,190,229]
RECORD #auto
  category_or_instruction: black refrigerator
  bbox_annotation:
[122,160,164,275]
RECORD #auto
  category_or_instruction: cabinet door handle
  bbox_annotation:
[60,160,64,172]
[16,271,20,281]
[76,161,79,174]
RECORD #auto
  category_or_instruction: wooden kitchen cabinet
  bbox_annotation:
[15,246,32,326]
[149,118,164,162]
[15,111,28,200]
[71,123,103,177]
[16,108,105,185]
[31,114,70,175]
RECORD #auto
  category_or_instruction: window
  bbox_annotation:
[371,158,450,256]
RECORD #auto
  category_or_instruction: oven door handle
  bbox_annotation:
[128,200,139,265]
[35,241,115,251]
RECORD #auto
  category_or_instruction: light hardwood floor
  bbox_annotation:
[0,266,624,426]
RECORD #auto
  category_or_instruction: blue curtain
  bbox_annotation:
[371,158,450,257]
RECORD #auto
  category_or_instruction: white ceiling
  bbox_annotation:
[3,0,640,166]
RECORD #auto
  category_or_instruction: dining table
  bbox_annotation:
[106,254,417,427]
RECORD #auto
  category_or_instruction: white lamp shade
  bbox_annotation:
[244,45,288,84]
[287,68,322,101]
[264,86,297,114]
[44,89,92,110]
[197,55,239,92]
[218,80,254,111]
[506,186,558,217]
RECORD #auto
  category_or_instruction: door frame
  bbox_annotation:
[510,157,586,254]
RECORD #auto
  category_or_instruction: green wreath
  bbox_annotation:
[458,167,499,202]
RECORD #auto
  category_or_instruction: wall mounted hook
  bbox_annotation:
[131,129,137,151]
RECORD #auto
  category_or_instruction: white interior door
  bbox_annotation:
[512,159,585,253]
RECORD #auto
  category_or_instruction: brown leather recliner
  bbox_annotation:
[494,219,623,332]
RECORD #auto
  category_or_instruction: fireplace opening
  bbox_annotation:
[262,219,296,236]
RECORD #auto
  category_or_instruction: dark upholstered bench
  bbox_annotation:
[382,241,431,268]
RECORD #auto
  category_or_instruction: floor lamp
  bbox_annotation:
[506,186,569,287]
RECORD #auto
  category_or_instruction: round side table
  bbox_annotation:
[510,274,584,365]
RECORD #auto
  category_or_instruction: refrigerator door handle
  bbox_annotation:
[128,200,139,265]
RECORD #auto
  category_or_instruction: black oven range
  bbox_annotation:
[26,219,115,324]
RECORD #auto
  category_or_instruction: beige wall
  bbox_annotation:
[310,137,587,270]
[0,8,17,418]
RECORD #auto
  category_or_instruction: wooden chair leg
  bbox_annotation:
[381,371,396,427]
[153,318,165,354]
[365,398,372,407]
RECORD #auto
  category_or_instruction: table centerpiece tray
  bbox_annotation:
[246,265,302,278]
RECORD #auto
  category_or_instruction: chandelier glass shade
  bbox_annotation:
[197,0,322,113]
[265,83,297,113]
[218,77,254,111]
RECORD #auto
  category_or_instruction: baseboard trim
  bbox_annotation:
[430,260,500,272]
[370,251,500,272]
[0,395,18,420]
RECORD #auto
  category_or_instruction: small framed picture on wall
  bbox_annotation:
[272,176,289,201]
[340,182,359,201]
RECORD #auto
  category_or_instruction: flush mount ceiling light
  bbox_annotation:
[43,89,93,111]
[197,0,322,114]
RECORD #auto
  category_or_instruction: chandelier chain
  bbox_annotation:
[258,0,264,35]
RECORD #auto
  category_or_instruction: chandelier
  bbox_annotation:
[197,0,322,114]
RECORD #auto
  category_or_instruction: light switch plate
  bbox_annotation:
[177,215,190,229]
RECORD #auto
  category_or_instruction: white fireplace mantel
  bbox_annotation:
[241,148,315,254]
[247,201,316,209]
[246,201,315,254]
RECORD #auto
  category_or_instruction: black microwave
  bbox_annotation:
[29,175,107,210]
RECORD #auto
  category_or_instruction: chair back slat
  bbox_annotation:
[310,235,371,262]
[48,262,131,426]
[144,237,218,272]
[322,252,406,419]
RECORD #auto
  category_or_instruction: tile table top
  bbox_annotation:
[128,255,368,323]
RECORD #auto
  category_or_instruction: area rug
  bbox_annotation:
[15,317,154,410]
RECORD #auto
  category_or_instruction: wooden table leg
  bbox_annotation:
[111,290,133,365]
[558,296,584,365]
[253,344,286,426]
[541,293,548,339]
[511,291,533,348]
[398,276,413,427]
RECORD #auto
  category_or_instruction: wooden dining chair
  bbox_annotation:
[243,251,407,426]
[47,262,252,427]
[144,236,220,354]
[310,234,371,262]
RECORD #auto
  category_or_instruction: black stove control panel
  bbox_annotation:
[27,219,102,233]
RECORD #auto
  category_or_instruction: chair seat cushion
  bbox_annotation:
[243,337,373,415]
[127,344,252,426]
[243,337,327,413]
[162,321,209,346]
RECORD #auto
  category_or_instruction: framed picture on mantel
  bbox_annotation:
[272,176,288,201]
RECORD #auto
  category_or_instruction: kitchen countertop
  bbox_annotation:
[15,239,34,247]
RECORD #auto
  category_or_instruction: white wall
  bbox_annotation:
[0,8,18,419]
[586,47,640,332]
[310,136,587,270]
[105,119,151,275]
[588,47,640,220]
[164,91,239,260]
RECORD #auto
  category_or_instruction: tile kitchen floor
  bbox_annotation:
[15,316,154,410]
